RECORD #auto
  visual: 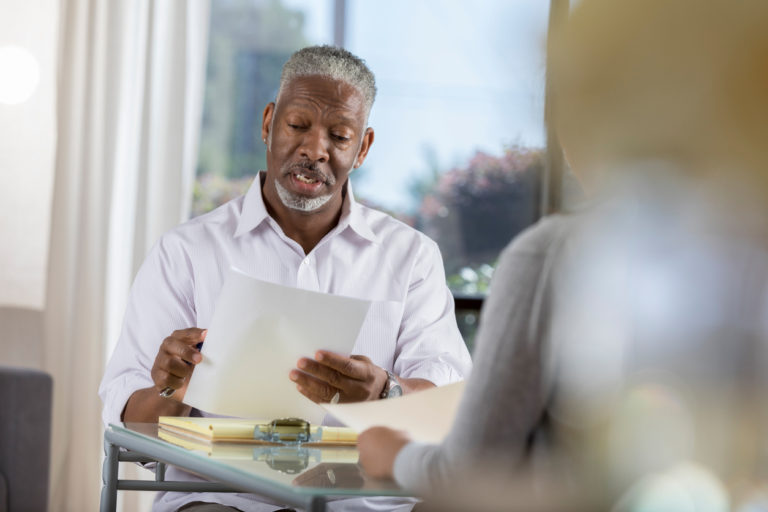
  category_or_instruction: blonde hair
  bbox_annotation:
[552,0,768,192]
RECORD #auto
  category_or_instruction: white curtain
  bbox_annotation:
[44,1,210,510]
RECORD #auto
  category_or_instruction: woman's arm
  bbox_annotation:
[358,218,564,492]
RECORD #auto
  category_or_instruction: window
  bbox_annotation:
[195,0,334,215]
[194,0,557,349]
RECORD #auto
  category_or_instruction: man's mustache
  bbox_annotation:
[285,161,335,185]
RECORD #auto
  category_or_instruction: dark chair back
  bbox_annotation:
[0,366,53,512]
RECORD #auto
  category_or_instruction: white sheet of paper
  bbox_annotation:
[184,267,371,424]
[321,381,466,443]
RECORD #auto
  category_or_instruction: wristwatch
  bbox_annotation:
[379,369,403,399]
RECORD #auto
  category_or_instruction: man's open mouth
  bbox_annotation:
[293,172,320,184]
[285,167,331,195]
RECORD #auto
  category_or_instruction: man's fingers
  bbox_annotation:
[151,327,206,395]
[163,336,203,364]
[164,354,194,379]
[170,327,208,343]
[151,368,186,391]
[299,352,389,401]
[290,370,338,403]
[296,384,328,404]
[153,350,195,382]
[314,351,369,379]
[297,358,349,389]
[172,342,203,364]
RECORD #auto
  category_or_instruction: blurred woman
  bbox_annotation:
[358,0,768,508]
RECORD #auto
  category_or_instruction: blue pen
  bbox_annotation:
[159,341,203,398]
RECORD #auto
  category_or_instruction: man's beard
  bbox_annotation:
[274,179,334,212]
[274,161,338,212]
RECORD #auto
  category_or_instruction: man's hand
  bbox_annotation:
[150,327,206,401]
[123,327,206,423]
[289,351,388,403]
[357,427,412,480]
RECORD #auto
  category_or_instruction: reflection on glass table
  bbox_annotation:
[100,422,407,512]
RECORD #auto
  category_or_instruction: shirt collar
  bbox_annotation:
[234,172,271,238]
[235,171,379,244]
[341,181,379,244]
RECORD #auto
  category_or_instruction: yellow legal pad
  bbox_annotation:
[158,429,259,458]
[158,416,358,446]
[157,428,360,464]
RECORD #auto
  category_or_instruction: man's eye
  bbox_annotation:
[288,123,305,130]
[332,134,350,142]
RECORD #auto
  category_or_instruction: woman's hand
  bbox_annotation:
[357,426,412,479]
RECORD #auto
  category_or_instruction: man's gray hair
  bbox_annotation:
[277,45,377,118]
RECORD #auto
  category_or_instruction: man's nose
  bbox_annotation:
[299,129,329,163]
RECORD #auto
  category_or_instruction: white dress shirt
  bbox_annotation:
[99,173,472,512]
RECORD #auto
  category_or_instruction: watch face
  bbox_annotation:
[388,384,403,398]
[381,370,403,399]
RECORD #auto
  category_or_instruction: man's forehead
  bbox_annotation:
[278,75,366,114]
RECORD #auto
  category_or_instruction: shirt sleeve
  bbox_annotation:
[98,232,197,427]
[392,238,472,385]
[392,221,560,493]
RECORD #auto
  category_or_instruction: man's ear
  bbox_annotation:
[353,127,375,169]
[261,102,275,144]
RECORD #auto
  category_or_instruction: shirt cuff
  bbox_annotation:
[398,359,464,387]
[100,372,154,427]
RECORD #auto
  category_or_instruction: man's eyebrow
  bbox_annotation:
[285,107,359,128]
[327,113,358,126]
[282,100,361,124]
[281,103,313,115]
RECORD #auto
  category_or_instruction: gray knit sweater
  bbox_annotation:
[393,215,571,492]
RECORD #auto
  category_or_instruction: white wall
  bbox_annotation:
[0,0,58,312]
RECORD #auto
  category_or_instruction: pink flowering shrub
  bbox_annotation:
[417,146,543,278]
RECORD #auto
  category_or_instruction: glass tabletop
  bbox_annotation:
[110,422,407,498]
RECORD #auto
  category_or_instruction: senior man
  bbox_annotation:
[99,46,471,512]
